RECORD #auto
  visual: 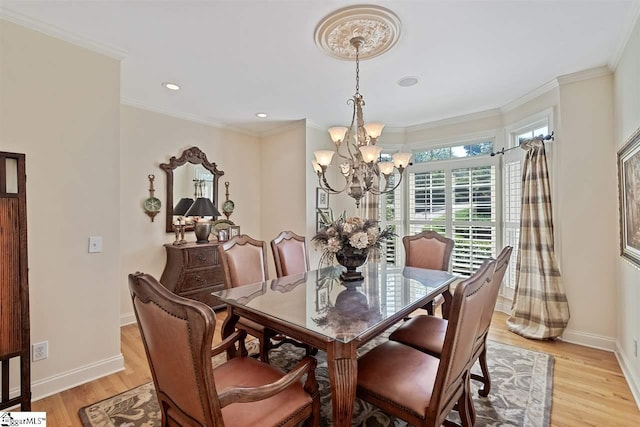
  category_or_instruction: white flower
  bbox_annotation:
[327,237,342,253]
[346,216,364,227]
[326,227,337,236]
[343,223,354,233]
[349,232,370,249]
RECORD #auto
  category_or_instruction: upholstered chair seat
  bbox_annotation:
[388,315,447,357]
[214,357,314,426]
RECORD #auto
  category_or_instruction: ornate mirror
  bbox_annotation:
[160,147,224,232]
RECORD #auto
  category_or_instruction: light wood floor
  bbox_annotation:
[30,310,640,426]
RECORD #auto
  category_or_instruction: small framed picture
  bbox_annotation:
[316,187,329,209]
[229,225,240,238]
[217,228,229,242]
[316,208,331,233]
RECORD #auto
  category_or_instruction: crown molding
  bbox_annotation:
[500,79,559,113]
[305,120,325,131]
[405,108,502,133]
[121,97,259,138]
[259,120,306,138]
[379,126,406,135]
[609,0,640,71]
[0,7,127,60]
[557,66,612,85]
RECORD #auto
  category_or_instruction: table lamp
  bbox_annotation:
[174,197,194,217]
[185,197,221,243]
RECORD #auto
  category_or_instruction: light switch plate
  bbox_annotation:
[89,236,103,253]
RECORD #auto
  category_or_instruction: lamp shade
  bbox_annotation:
[184,197,221,217]
[173,198,194,216]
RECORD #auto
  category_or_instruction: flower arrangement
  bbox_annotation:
[312,210,395,266]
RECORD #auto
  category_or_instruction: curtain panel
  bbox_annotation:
[507,139,570,339]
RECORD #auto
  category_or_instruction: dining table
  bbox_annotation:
[213,263,456,427]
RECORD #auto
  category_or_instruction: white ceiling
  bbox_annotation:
[2,0,637,136]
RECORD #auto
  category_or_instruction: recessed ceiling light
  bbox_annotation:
[397,76,419,87]
[256,112,268,118]
[162,82,180,91]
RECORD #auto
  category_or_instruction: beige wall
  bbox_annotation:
[259,121,307,278]
[556,74,617,341]
[306,124,330,268]
[0,20,122,397]
[614,13,640,402]
[119,105,262,321]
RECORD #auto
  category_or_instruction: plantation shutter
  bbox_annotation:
[408,164,496,276]
[380,172,402,265]
[502,157,521,296]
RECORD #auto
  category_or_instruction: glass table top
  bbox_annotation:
[213,264,456,343]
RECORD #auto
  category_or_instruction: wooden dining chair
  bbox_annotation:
[128,272,320,427]
[389,246,513,396]
[404,230,455,315]
[218,234,273,362]
[270,231,318,356]
[270,231,310,278]
[356,258,496,427]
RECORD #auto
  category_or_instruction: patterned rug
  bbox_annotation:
[79,333,553,427]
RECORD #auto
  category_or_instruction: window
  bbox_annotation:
[408,162,497,277]
[502,122,549,296]
[382,138,498,277]
[413,142,493,163]
[380,170,402,265]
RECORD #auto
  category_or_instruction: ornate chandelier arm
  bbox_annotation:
[315,170,351,195]
[342,98,361,162]
[369,167,407,196]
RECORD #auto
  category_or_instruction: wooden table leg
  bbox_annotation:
[221,306,239,359]
[326,340,358,427]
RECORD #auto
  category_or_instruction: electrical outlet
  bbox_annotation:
[32,341,48,361]
[88,236,102,253]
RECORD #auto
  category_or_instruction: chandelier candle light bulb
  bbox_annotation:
[312,35,411,207]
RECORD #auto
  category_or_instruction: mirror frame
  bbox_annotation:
[160,146,225,233]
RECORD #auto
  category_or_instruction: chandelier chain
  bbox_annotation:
[355,43,360,95]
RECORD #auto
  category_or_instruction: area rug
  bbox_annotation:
[79,335,553,427]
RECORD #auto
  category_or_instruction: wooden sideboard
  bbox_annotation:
[160,242,225,310]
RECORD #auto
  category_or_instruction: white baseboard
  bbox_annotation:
[615,342,640,409]
[559,328,617,352]
[120,312,136,326]
[495,300,617,352]
[6,354,125,406]
[495,299,511,315]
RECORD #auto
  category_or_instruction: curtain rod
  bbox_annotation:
[490,132,554,157]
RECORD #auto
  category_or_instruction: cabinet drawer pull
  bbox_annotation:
[194,275,205,283]
[196,254,207,262]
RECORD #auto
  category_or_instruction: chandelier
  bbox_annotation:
[312,36,412,207]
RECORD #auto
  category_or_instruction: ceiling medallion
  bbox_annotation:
[314,5,402,61]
